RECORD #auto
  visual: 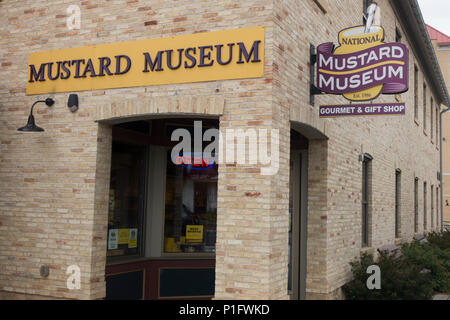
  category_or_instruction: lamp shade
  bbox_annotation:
[17,114,44,132]
[17,98,54,132]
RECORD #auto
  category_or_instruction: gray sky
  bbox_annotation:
[417,0,450,36]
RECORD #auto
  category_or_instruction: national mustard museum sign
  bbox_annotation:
[316,25,408,102]
[313,3,409,118]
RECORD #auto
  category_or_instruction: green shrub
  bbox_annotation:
[344,231,450,299]
[426,230,450,251]
[401,240,450,293]
[343,252,433,300]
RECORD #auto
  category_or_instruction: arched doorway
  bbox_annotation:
[288,122,328,300]
[288,128,308,300]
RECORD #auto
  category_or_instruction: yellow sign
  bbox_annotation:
[186,225,203,242]
[26,26,265,95]
[128,228,138,248]
[164,237,178,253]
[118,229,129,245]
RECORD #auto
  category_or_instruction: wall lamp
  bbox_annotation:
[17,98,54,132]
[67,93,78,113]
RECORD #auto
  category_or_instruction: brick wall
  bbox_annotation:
[0,0,442,300]
[0,0,278,300]
[273,0,441,298]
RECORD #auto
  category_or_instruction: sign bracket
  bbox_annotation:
[310,44,323,106]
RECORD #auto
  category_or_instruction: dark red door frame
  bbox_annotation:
[105,258,215,300]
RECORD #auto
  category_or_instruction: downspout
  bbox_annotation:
[440,105,450,231]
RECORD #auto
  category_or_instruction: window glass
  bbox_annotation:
[423,83,427,130]
[395,169,401,238]
[395,28,402,43]
[431,98,434,139]
[362,154,372,247]
[414,66,418,120]
[436,187,439,227]
[431,185,434,227]
[436,105,439,145]
[424,182,428,230]
[163,121,219,255]
[164,150,218,254]
[107,142,147,259]
[414,178,419,233]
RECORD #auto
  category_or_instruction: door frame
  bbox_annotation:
[290,149,308,300]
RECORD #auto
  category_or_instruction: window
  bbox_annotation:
[362,154,372,247]
[163,121,218,255]
[436,104,439,146]
[105,119,219,262]
[395,169,401,238]
[414,178,419,233]
[164,149,218,254]
[423,83,427,131]
[438,44,450,51]
[431,97,434,140]
[436,186,439,228]
[107,140,147,259]
[431,185,434,228]
[395,28,402,43]
[424,181,427,230]
[414,66,418,120]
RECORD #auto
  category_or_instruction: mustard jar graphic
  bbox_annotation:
[334,25,385,101]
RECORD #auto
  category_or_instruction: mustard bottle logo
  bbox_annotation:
[334,25,385,101]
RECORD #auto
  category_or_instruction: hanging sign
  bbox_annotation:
[315,4,409,117]
[316,27,408,102]
[26,26,264,95]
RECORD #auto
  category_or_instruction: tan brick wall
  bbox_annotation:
[0,0,443,300]
[274,0,441,298]
[0,0,278,300]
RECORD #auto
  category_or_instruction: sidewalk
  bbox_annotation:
[433,294,450,300]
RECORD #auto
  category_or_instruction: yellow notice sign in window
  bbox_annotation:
[128,228,137,248]
[186,225,203,243]
[26,26,264,95]
[118,229,130,245]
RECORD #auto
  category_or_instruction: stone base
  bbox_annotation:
[306,287,344,300]
[0,290,68,300]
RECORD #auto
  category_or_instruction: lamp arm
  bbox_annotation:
[29,100,47,115]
